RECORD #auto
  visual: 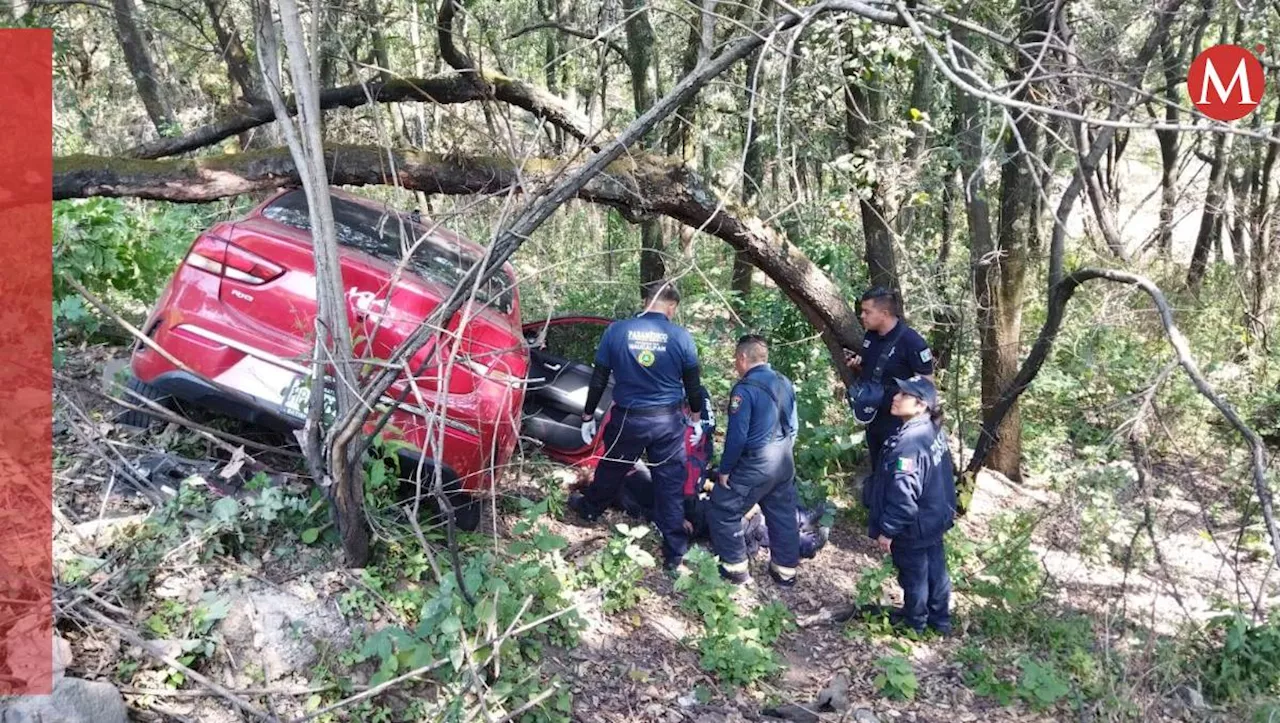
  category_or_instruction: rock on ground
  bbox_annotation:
[0,677,127,723]
[215,578,352,685]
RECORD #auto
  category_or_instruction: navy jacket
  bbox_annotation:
[720,364,797,476]
[858,322,935,419]
[866,415,956,549]
[593,311,700,408]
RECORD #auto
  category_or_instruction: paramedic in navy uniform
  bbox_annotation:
[569,280,705,575]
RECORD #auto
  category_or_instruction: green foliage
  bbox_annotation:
[342,502,580,722]
[51,198,222,339]
[1198,612,1280,703]
[673,549,795,687]
[578,523,656,613]
[873,654,918,700]
[104,475,323,598]
[143,592,232,687]
[1016,657,1072,710]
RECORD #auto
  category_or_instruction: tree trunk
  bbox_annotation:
[203,0,270,150]
[1188,15,1243,290]
[255,0,366,564]
[367,0,390,82]
[1249,89,1280,346]
[665,0,717,260]
[1188,132,1230,290]
[843,62,898,293]
[538,0,565,152]
[111,0,177,135]
[979,0,1055,483]
[623,0,664,284]
[732,0,766,314]
[204,0,259,101]
[317,0,344,89]
[1156,109,1178,257]
[896,57,935,236]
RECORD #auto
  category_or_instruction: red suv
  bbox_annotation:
[127,187,648,528]
[127,187,542,527]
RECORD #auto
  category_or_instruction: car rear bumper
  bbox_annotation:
[148,370,302,434]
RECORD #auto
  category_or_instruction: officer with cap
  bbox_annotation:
[570,279,705,575]
[707,334,801,587]
[867,374,956,636]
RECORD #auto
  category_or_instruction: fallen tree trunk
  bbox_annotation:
[54,145,863,364]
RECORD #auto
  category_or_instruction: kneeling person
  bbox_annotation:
[708,335,801,587]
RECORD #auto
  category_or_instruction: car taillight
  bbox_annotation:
[187,237,283,285]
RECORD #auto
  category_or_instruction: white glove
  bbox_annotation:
[688,420,704,446]
[581,418,598,446]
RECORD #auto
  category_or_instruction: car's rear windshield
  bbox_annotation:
[262,189,516,314]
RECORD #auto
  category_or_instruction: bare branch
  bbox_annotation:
[506,21,628,59]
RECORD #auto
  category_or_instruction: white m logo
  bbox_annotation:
[1198,57,1257,105]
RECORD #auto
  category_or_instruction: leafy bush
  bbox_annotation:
[874,654,918,700]
[52,197,244,341]
[1199,612,1280,703]
[578,523,656,613]
[673,549,795,686]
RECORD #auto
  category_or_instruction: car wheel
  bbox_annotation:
[395,476,483,532]
[449,493,482,532]
[116,376,172,429]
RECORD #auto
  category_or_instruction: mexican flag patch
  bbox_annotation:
[896,457,915,473]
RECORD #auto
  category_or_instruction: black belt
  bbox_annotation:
[615,403,682,416]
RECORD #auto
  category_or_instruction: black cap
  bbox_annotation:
[894,375,938,411]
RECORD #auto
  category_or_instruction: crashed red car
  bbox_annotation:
[125,187,686,528]
[127,187,541,528]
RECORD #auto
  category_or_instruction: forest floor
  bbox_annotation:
[46,342,1278,723]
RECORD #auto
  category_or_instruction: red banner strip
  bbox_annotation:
[0,29,54,696]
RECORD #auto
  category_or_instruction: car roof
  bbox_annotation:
[248,186,501,266]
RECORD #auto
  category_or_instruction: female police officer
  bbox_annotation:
[866,375,956,636]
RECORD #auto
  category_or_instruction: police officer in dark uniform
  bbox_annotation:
[844,287,935,472]
[867,375,956,636]
[707,335,801,587]
[569,280,705,574]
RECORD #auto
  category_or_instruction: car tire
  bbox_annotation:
[448,493,482,532]
[116,376,172,429]
[396,474,483,533]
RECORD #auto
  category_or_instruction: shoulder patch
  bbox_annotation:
[919,348,932,363]
[730,394,743,414]
[896,457,915,473]
[862,338,871,348]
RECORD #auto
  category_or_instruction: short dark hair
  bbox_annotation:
[642,279,681,305]
[736,334,768,363]
[859,286,898,316]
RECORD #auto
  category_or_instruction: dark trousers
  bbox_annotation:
[707,441,800,572]
[891,540,952,633]
[582,408,688,565]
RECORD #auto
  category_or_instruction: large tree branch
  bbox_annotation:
[53,144,858,347]
[125,73,595,160]
[961,267,1280,572]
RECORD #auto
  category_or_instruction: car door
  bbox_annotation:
[520,316,613,457]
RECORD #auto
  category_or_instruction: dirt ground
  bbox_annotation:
[48,343,1277,723]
